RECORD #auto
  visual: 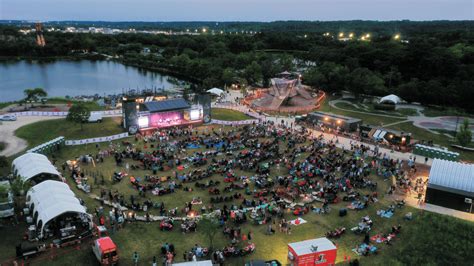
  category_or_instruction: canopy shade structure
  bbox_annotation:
[428,159,474,197]
[206,88,224,96]
[379,94,402,105]
[26,180,91,238]
[141,98,190,113]
[12,153,61,182]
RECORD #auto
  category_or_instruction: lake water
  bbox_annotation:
[0,60,183,102]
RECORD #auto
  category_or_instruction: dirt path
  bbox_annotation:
[0,116,62,157]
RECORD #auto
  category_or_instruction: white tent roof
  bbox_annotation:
[206,88,224,96]
[27,181,88,234]
[379,94,402,104]
[288,238,336,256]
[428,159,474,197]
[172,261,213,266]
[12,153,60,182]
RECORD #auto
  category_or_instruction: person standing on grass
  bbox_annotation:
[152,255,157,266]
[132,251,139,265]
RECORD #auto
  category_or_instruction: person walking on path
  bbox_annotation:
[132,251,139,265]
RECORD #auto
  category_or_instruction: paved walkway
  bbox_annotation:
[0,116,62,157]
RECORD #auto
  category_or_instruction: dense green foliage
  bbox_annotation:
[457,119,472,147]
[1,21,473,111]
[385,212,474,265]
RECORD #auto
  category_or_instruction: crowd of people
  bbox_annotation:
[64,120,420,264]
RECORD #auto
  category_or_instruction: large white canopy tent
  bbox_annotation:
[12,153,61,182]
[26,180,91,238]
[426,159,474,213]
[206,88,225,96]
[428,159,474,196]
[379,94,403,105]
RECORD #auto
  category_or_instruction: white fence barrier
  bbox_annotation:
[211,119,258,126]
[65,132,129,146]
[12,109,122,117]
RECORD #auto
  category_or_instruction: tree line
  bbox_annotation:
[0,22,473,111]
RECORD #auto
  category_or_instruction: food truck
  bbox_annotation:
[288,237,337,266]
[92,237,119,265]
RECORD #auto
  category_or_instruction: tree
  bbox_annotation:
[243,61,263,86]
[24,88,47,108]
[456,118,472,147]
[10,177,31,197]
[347,68,386,97]
[0,156,8,168]
[198,217,220,250]
[67,103,91,130]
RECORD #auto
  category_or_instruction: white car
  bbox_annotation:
[87,113,103,123]
[0,114,17,121]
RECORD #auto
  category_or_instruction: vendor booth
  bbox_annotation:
[25,180,93,240]
[288,238,337,266]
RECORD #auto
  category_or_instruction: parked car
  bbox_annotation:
[88,113,103,123]
[0,180,14,218]
[0,114,17,121]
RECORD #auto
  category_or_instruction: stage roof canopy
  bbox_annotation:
[142,98,190,113]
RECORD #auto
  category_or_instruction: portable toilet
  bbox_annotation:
[288,237,337,266]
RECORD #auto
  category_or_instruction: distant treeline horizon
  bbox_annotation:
[1,20,473,35]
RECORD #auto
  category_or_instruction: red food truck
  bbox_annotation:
[288,237,337,266]
[92,236,119,265]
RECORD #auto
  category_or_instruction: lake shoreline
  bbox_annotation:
[0,59,189,102]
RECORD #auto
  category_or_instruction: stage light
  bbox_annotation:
[138,116,149,128]
[324,117,329,121]
[190,109,201,121]
[394,34,400,40]
[337,120,342,124]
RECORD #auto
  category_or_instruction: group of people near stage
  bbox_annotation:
[64,120,418,264]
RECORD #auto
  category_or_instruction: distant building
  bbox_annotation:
[305,111,362,132]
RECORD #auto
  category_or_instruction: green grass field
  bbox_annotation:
[211,108,252,121]
[319,98,405,126]
[15,117,124,149]
[1,124,472,266]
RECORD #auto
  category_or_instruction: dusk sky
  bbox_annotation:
[1,0,473,21]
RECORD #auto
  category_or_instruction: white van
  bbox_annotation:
[0,181,14,218]
[88,113,103,123]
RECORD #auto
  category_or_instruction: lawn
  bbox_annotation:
[211,108,252,121]
[422,106,473,118]
[1,124,472,266]
[319,97,405,126]
[15,117,124,149]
